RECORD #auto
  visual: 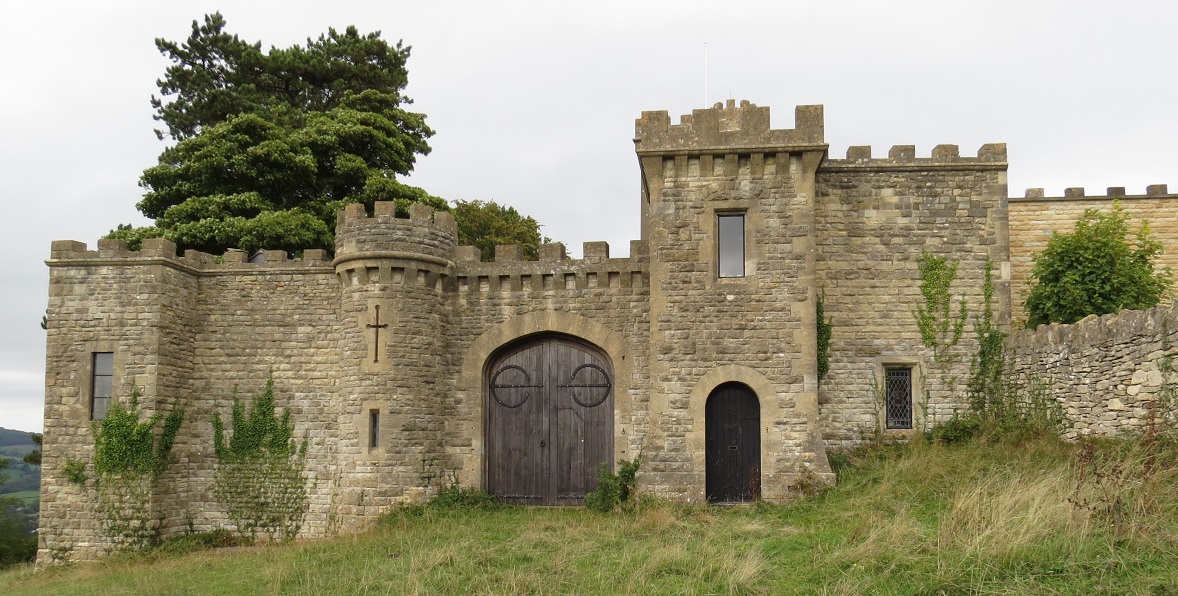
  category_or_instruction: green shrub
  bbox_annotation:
[1025,201,1172,327]
[584,458,639,513]
[930,415,983,445]
[428,485,498,510]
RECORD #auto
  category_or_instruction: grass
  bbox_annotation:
[4,433,1178,594]
[4,491,38,505]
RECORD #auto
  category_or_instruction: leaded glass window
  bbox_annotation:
[885,366,913,429]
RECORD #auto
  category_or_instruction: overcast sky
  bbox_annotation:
[2,1,1176,433]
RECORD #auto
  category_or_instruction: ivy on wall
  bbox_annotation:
[816,290,833,383]
[967,260,1007,415]
[212,378,309,542]
[86,389,185,550]
[914,250,968,364]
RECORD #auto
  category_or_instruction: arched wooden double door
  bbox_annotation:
[706,382,761,503]
[486,335,613,506]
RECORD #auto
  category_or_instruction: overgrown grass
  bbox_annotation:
[5,434,1178,594]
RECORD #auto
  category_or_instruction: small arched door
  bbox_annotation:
[705,382,761,503]
[485,335,613,506]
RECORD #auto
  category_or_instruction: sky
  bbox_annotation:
[2,1,1176,433]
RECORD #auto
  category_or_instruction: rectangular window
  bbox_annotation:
[717,213,745,278]
[885,366,913,429]
[369,409,380,450]
[91,352,114,420]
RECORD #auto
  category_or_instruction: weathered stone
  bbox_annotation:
[40,100,1175,564]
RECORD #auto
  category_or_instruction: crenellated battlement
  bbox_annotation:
[1014,184,1172,200]
[334,202,458,269]
[634,100,825,156]
[821,143,1007,172]
[47,238,331,274]
[452,240,649,296]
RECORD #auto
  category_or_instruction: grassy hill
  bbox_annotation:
[2,432,1177,594]
[0,428,40,499]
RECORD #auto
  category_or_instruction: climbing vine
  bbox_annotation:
[967,259,1007,415]
[212,378,309,542]
[816,290,833,383]
[90,389,185,550]
[913,250,968,363]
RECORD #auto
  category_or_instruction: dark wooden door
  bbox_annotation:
[486,336,613,506]
[706,382,760,503]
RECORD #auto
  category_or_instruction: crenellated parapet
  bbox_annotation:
[46,238,332,274]
[334,202,457,263]
[634,100,825,156]
[452,240,649,296]
[821,143,1007,172]
[1014,184,1172,200]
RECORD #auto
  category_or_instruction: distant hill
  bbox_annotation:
[0,428,40,497]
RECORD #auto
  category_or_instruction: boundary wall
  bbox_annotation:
[1006,301,1178,438]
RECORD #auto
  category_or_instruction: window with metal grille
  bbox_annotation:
[91,352,113,420]
[885,366,913,429]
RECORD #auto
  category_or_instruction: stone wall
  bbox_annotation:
[41,240,339,561]
[445,239,651,493]
[635,101,832,500]
[814,143,1009,450]
[1006,301,1178,438]
[1008,186,1178,327]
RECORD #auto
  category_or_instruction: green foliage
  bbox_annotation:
[928,414,983,445]
[1025,201,1172,328]
[584,458,640,513]
[426,486,498,511]
[150,13,416,142]
[212,378,309,542]
[913,250,968,362]
[87,390,185,551]
[62,459,87,485]
[453,199,549,261]
[816,290,833,382]
[111,13,444,255]
[92,392,185,479]
[0,495,37,569]
[22,433,41,466]
[14,435,1178,594]
[967,259,1007,414]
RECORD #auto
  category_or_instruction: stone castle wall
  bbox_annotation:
[443,239,652,494]
[1008,186,1178,326]
[42,100,1178,564]
[635,101,832,499]
[42,240,339,559]
[1006,301,1178,438]
[814,144,1009,449]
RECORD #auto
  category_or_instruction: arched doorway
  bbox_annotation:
[705,382,760,503]
[485,334,613,505]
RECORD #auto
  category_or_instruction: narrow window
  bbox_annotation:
[91,352,114,420]
[717,213,745,278]
[369,409,380,450]
[884,366,913,429]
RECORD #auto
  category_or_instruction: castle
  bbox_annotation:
[40,100,1178,561]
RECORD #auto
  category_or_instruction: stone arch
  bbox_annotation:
[456,311,634,490]
[686,365,777,500]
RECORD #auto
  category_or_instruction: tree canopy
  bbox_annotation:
[110,13,445,254]
[1024,202,1172,328]
[454,200,549,261]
